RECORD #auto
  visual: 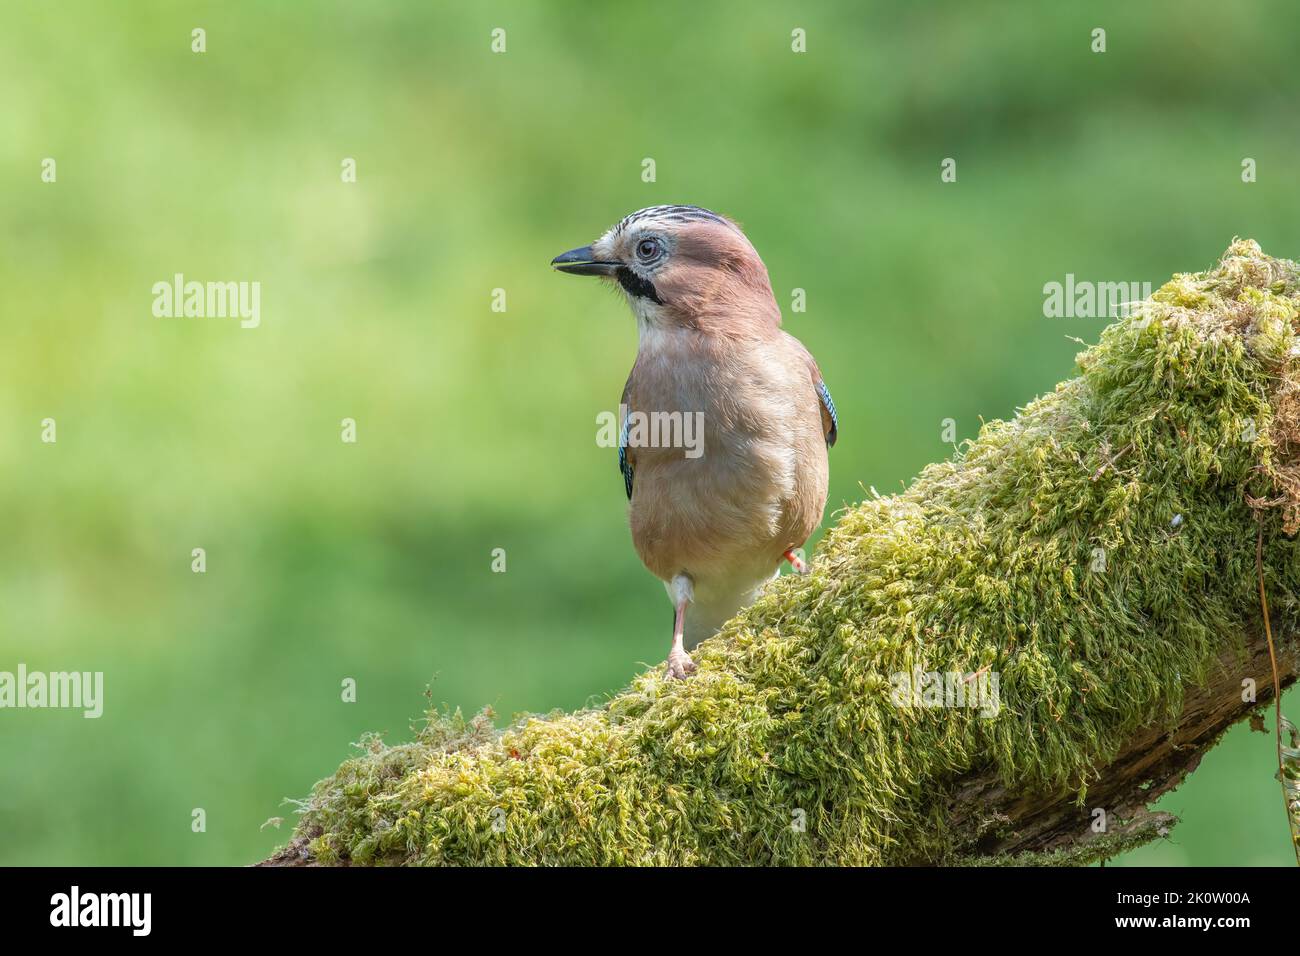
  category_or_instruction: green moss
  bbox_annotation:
[287,240,1300,866]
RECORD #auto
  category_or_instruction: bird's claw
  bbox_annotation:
[665,649,697,680]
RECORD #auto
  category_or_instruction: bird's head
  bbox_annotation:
[551,205,780,334]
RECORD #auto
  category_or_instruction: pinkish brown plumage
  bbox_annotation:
[552,205,837,678]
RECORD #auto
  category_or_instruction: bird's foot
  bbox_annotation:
[664,647,697,680]
[783,548,810,575]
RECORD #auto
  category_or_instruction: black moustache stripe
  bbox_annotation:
[616,267,663,304]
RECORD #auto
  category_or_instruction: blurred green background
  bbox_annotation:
[1,0,1297,866]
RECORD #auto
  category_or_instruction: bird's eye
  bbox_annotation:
[635,238,661,262]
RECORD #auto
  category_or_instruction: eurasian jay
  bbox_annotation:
[552,205,837,679]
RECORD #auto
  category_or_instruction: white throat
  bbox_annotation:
[628,294,670,347]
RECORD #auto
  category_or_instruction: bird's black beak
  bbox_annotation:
[551,245,620,276]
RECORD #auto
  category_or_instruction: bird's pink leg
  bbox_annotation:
[783,548,810,575]
[665,574,697,680]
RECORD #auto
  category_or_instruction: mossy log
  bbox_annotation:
[265,240,1300,866]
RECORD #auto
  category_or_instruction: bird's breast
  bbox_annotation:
[623,330,828,585]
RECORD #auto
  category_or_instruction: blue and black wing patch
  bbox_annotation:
[618,413,634,499]
[817,380,838,447]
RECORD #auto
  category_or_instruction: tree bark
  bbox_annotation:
[945,631,1297,863]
